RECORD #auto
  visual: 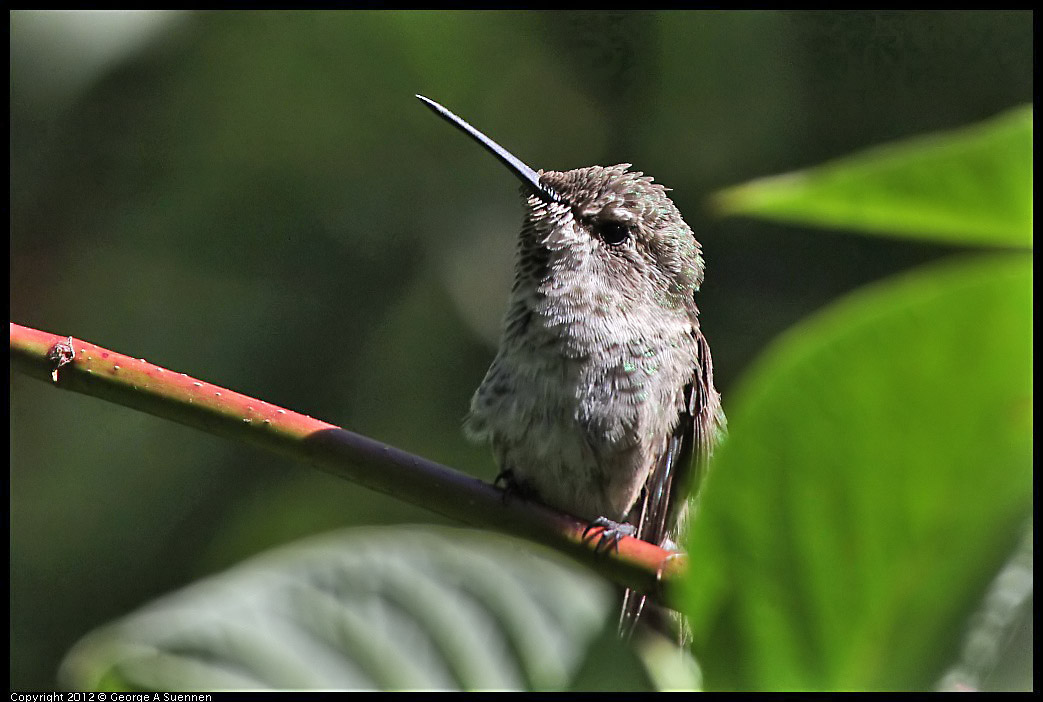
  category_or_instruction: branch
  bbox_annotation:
[10,322,685,598]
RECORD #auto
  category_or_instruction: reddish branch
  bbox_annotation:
[10,322,684,598]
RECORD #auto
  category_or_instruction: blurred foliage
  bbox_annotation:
[938,525,1033,691]
[9,10,1032,691]
[712,105,1032,246]
[59,527,655,691]
[680,253,1031,690]
[678,102,1031,690]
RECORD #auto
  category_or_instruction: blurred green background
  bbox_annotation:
[9,10,1032,689]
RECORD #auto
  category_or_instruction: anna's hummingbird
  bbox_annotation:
[418,95,725,636]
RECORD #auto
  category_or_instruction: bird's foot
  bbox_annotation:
[583,516,637,554]
[494,469,537,504]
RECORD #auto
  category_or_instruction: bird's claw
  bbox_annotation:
[494,469,537,504]
[583,516,636,554]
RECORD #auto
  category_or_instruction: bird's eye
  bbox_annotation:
[596,221,631,247]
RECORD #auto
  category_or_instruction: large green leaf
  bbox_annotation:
[60,526,656,692]
[678,253,1032,690]
[711,106,1032,247]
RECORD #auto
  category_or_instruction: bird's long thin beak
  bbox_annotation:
[416,95,561,203]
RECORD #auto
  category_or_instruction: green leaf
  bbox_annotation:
[936,523,1032,691]
[678,253,1032,691]
[711,106,1032,247]
[60,526,653,692]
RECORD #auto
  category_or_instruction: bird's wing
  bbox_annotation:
[619,329,725,637]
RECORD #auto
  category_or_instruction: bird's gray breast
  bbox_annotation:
[466,276,696,522]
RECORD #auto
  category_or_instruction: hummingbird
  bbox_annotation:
[417,95,725,637]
